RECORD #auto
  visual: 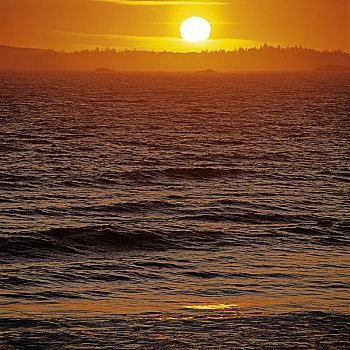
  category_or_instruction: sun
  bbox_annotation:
[180,17,211,43]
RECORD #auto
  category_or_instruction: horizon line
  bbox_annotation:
[1,44,349,55]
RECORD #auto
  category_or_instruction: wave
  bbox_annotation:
[0,166,257,190]
[121,167,253,182]
[2,219,348,261]
[72,200,178,214]
[0,225,228,259]
[181,212,302,224]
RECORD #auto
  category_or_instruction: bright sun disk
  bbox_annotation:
[180,17,211,43]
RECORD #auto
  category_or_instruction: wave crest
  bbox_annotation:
[0,225,227,259]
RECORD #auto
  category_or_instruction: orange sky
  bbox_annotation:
[0,0,349,52]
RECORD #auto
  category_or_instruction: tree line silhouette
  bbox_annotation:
[0,44,349,71]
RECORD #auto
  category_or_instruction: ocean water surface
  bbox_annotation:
[0,71,349,349]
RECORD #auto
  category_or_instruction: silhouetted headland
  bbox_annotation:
[314,65,350,72]
[0,44,349,71]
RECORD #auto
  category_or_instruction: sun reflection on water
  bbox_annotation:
[183,303,239,310]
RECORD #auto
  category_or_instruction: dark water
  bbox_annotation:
[0,71,349,349]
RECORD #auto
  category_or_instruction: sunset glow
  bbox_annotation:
[0,0,348,52]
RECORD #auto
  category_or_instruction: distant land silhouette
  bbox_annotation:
[0,44,349,71]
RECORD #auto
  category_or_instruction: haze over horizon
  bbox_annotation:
[0,0,349,53]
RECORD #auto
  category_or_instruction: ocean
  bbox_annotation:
[0,70,349,349]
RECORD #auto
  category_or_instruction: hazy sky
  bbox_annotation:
[0,0,349,52]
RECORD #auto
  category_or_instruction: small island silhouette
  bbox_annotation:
[93,68,117,73]
[194,69,219,74]
[314,65,350,72]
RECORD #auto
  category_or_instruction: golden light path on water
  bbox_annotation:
[183,304,239,310]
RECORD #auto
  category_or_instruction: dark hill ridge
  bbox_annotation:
[0,45,349,71]
[0,45,46,53]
